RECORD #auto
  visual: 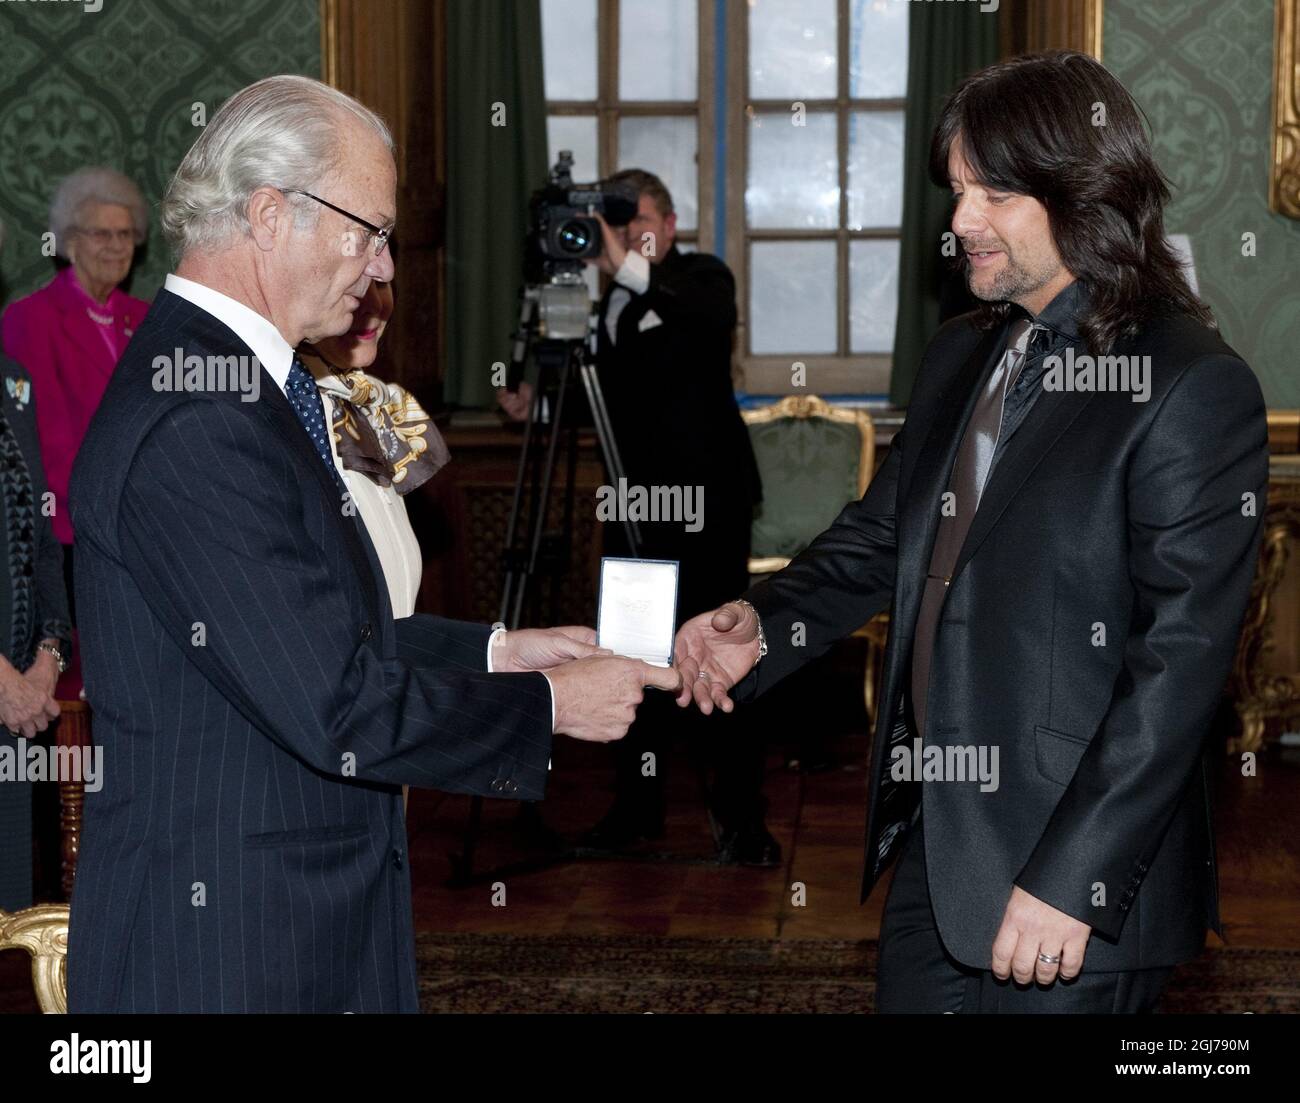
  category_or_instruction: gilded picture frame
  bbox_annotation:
[1272,0,1300,217]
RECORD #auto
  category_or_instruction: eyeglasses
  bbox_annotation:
[78,227,135,247]
[287,189,394,257]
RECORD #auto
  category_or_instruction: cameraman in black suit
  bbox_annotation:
[505,169,774,863]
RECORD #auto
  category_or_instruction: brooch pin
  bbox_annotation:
[5,377,30,408]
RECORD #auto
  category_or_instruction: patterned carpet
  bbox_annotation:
[416,933,1300,1013]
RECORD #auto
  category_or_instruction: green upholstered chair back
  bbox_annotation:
[743,397,875,571]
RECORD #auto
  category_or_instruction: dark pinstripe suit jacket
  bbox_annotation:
[66,290,552,1012]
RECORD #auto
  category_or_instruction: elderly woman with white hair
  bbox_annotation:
[1,166,150,617]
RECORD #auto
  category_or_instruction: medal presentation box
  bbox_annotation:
[596,557,680,667]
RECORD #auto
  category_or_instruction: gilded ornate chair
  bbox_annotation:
[0,903,69,1013]
[1228,447,1300,753]
[742,396,888,721]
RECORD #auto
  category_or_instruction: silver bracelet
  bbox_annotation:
[732,598,767,661]
[37,641,67,674]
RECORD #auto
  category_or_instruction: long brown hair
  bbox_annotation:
[929,50,1212,354]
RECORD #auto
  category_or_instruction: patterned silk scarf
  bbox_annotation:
[323,369,449,494]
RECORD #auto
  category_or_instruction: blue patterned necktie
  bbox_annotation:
[285,358,344,488]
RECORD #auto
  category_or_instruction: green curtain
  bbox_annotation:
[889,6,999,407]
[444,0,548,408]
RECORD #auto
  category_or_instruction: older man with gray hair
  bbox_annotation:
[66,75,678,1013]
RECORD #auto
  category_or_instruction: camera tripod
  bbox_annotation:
[499,282,641,629]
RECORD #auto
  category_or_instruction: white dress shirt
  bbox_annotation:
[164,274,295,394]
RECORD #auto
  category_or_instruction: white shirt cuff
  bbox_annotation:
[541,672,555,771]
[485,627,505,671]
[486,628,556,768]
[614,250,650,294]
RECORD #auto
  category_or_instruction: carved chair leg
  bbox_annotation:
[59,779,84,902]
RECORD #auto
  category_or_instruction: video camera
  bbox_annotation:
[527,151,638,282]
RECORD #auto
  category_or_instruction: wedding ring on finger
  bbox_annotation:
[696,671,710,681]
[1038,951,1061,965]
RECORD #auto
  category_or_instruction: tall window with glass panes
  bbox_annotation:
[540,0,906,394]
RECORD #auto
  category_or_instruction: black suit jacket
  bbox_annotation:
[596,246,761,615]
[66,291,553,1012]
[740,307,1268,971]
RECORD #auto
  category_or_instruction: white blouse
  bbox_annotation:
[315,371,424,618]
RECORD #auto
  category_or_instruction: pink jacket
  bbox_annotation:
[1,268,150,543]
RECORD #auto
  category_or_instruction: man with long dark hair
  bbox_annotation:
[672,51,1269,1012]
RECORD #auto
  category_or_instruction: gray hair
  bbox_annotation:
[161,75,394,258]
[49,167,149,259]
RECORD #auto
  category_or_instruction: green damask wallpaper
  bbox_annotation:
[1106,0,1299,408]
[0,0,320,309]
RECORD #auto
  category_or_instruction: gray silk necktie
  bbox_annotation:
[909,318,1037,745]
[965,317,1037,513]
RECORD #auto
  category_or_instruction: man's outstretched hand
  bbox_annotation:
[673,602,762,715]
[491,626,609,673]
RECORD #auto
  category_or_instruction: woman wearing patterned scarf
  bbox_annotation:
[297,279,448,623]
